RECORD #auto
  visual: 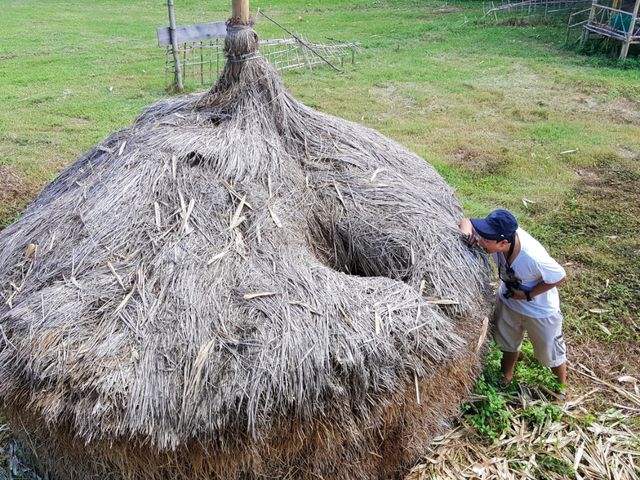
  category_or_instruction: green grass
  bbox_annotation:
[1,0,639,477]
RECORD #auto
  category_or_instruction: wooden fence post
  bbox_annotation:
[619,0,640,59]
[168,0,184,91]
[232,0,250,22]
[580,0,597,46]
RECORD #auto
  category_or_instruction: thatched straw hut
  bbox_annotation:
[0,2,492,479]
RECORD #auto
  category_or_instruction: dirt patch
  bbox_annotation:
[570,337,640,380]
[576,161,640,197]
[66,117,92,128]
[369,82,448,119]
[429,6,463,14]
[568,336,640,410]
[510,107,549,122]
[450,149,508,175]
[369,83,399,99]
[574,94,640,125]
[574,168,599,179]
[0,166,29,204]
[602,98,640,125]
[616,146,640,160]
[0,166,38,228]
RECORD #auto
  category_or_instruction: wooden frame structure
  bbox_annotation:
[568,0,640,58]
[157,20,357,88]
[485,0,589,20]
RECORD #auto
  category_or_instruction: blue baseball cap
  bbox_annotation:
[470,209,518,241]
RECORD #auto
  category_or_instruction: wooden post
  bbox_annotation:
[620,0,640,59]
[200,41,204,84]
[216,39,220,77]
[580,0,597,46]
[228,0,250,80]
[168,0,184,91]
[232,0,250,22]
[299,35,313,70]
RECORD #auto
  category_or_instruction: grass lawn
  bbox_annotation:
[1,0,639,477]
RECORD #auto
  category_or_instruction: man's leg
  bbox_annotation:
[551,361,567,386]
[493,300,525,384]
[526,311,567,389]
[501,351,520,384]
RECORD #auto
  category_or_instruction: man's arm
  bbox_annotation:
[458,218,476,247]
[511,251,567,301]
[511,277,566,301]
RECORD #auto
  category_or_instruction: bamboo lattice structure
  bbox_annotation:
[484,0,590,20]
[567,0,640,58]
[163,36,357,87]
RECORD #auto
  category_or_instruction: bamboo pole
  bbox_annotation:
[168,0,184,91]
[619,0,640,59]
[580,0,597,46]
[232,0,250,22]
[228,0,250,80]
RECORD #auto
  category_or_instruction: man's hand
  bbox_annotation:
[458,218,477,247]
[509,279,565,301]
[463,232,478,248]
[509,290,528,301]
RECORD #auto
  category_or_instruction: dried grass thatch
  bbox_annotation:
[408,364,640,480]
[0,20,492,480]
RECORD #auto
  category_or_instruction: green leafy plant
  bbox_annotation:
[462,378,510,441]
[462,346,511,441]
[522,403,563,427]
[463,343,566,441]
[535,453,576,480]
[514,342,563,394]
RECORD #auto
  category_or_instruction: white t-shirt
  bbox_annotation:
[492,228,566,318]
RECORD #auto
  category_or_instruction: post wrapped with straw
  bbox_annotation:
[0,2,492,479]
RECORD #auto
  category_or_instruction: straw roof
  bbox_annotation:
[0,22,492,479]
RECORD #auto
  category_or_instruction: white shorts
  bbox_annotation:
[493,299,567,368]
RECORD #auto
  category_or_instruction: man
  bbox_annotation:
[459,209,567,392]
